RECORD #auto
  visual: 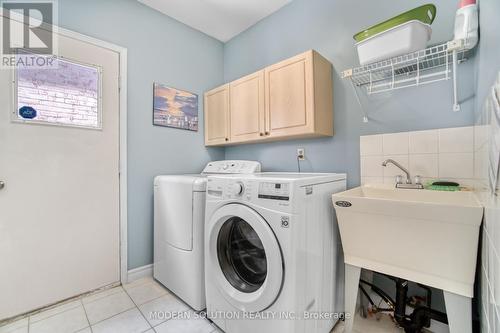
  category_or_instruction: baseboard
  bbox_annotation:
[127,264,153,282]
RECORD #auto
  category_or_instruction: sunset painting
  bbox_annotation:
[153,83,198,131]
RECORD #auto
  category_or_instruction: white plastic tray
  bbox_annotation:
[356,20,432,65]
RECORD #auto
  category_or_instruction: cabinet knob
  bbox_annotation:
[259,133,264,136]
[225,138,229,141]
[265,132,270,136]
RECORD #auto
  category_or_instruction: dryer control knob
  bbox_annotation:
[232,182,244,195]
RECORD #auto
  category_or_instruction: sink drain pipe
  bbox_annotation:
[393,278,448,333]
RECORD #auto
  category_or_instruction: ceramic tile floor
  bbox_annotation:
[0,277,404,333]
[0,277,216,333]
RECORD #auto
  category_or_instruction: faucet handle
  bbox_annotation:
[414,175,423,185]
[395,175,403,184]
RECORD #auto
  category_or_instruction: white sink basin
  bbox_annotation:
[332,184,483,297]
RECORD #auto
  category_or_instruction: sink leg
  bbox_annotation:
[443,291,472,333]
[344,264,361,333]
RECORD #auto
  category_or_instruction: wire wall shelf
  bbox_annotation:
[342,39,470,122]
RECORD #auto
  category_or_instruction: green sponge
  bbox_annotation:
[425,181,461,191]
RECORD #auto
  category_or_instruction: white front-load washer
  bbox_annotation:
[205,173,347,333]
[153,161,261,311]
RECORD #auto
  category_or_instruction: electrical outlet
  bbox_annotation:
[297,148,305,161]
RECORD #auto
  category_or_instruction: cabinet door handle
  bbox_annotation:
[0,181,5,190]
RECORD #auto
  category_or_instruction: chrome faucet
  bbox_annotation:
[382,159,411,184]
[382,159,424,189]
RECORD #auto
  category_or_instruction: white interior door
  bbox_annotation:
[0,22,121,319]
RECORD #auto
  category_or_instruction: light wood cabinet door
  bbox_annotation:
[229,70,265,143]
[204,84,229,146]
[265,51,314,138]
[203,50,333,147]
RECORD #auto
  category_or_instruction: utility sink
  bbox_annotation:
[332,183,483,297]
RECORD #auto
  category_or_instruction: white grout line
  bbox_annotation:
[124,281,170,307]
[87,307,137,329]
[6,281,212,333]
[23,286,130,331]
[84,295,137,328]
[80,299,93,333]
[121,284,154,331]
[26,302,81,325]
[0,282,122,329]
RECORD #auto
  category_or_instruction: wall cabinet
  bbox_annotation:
[204,84,230,145]
[229,70,265,143]
[204,50,333,146]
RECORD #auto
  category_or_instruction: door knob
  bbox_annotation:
[0,181,4,190]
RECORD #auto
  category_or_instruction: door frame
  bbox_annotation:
[1,9,129,285]
[56,27,129,284]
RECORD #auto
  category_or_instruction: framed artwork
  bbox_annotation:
[153,83,198,131]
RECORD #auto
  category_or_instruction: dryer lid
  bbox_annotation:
[155,174,207,191]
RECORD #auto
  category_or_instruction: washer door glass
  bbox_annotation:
[217,217,267,293]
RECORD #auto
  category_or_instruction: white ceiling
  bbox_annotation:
[138,0,292,42]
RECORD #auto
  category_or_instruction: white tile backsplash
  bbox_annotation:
[472,80,500,333]
[475,124,490,151]
[360,156,383,177]
[383,132,409,155]
[360,126,475,186]
[409,130,439,154]
[409,154,439,178]
[360,177,384,185]
[477,77,500,333]
[360,134,383,156]
[438,126,474,153]
[438,153,474,179]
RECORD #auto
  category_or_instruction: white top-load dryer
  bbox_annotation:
[153,161,261,311]
[205,173,346,333]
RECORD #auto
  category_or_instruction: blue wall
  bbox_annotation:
[223,0,476,188]
[58,0,225,269]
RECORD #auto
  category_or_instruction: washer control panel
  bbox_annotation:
[207,179,253,200]
[231,182,244,196]
[258,182,290,201]
[206,178,292,211]
[202,160,261,174]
